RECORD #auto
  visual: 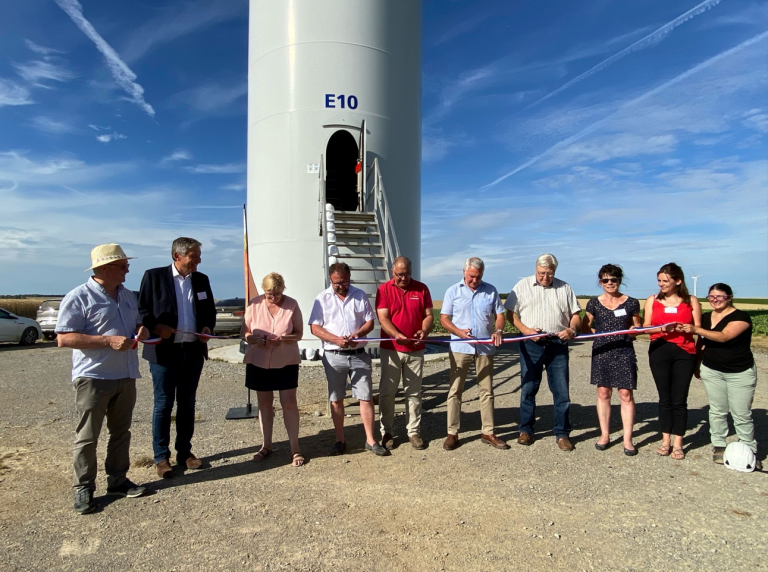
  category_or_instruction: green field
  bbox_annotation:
[432,309,768,337]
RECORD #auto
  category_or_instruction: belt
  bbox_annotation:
[326,348,365,355]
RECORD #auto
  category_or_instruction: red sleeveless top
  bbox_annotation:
[649,298,696,354]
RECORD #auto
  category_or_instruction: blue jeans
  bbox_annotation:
[519,339,571,439]
[150,344,205,464]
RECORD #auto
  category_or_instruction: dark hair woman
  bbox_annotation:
[643,263,701,460]
[582,264,642,455]
[677,283,760,470]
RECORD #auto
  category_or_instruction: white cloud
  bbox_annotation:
[161,149,193,163]
[13,59,75,86]
[0,78,34,107]
[88,124,111,131]
[522,0,725,112]
[96,132,127,143]
[185,163,245,174]
[742,108,768,133]
[30,116,76,134]
[481,31,768,190]
[221,183,246,191]
[539,134,678,169]
[24,39,66,56]
[54,0,155,117]
[173,81,247,113]
[120,0,246,63]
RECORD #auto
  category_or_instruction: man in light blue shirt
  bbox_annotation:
[56,244,149,514]
[440,257,508,451]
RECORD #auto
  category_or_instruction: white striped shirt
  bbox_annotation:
[504,275,580,333]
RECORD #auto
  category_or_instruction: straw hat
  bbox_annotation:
[85,244,136,271]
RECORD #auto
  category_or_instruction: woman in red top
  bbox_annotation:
[643,263,701,460]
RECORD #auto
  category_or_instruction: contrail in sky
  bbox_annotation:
[522,0,725,113]
[54,0,155,117]
[480,31,767,191]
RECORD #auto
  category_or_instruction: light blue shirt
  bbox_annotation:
[56,278,142,382]
[441,280,505,355]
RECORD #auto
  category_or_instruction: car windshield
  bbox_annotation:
[216,299,245,308]
[39,300,62,311]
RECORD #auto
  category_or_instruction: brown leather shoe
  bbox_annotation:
[156,460,173,479]
[381,433,395,451]
[557,437,574,451]
[481,434,510,449]
[517,432,533,446]
[443,434,459,451]
[184,454,203,469]
[409,434,425,450]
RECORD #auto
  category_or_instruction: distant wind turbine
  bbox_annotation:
[691,275,702,298]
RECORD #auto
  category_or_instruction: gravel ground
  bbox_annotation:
[0,338,766,572]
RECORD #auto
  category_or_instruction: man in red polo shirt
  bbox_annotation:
[376,256,434,450]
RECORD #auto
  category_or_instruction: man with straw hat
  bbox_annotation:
[56,244,150,515]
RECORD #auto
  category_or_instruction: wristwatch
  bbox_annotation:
[495,329,503,333]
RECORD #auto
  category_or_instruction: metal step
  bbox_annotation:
[346,266,386,271]
[335,241,382,248]
[350,280,384,285]
[333,211,375,219]
[335,254,386,259]
[334,231,380,239]
[334,222,375,230]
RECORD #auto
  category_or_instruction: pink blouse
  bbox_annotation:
[243,295,303,369]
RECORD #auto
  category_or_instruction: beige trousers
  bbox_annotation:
[378,349,425,436]
[447,352,495,436]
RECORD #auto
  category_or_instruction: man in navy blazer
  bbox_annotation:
[139,237,216,478]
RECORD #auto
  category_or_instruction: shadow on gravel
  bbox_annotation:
[145,426,367,492]
[0,341,57,352]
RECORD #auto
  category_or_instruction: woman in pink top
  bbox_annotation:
[240,273,304,466]
[643,263,701,460]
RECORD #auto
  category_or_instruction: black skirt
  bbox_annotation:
[245,364,299,392]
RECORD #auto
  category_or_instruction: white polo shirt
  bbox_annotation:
[308,285,375,350]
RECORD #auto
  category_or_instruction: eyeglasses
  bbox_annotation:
[394,272,411,279]
[106,263,129,271]
[707,295,729,301]
[600,278,619,284]
[331,281,350,287]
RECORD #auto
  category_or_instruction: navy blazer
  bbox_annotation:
[138,265,217,365]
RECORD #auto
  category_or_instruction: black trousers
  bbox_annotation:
[648,339,697,437]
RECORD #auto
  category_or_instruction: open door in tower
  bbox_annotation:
[325,130,358,211]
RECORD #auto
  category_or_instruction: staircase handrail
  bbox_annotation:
[318,154,330,288]
[365,158,401,270]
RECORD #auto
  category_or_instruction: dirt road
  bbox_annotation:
[1,339,766,572]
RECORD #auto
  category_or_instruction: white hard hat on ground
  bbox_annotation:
[723,442,757,473]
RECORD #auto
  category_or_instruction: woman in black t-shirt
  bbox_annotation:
[677,283,760,469]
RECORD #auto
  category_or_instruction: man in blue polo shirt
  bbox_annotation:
[56,244,149,514]
[440,257,508,451]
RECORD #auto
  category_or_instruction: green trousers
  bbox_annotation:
[699,364,757,453]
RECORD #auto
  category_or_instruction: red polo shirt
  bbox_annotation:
[375,278,433,353]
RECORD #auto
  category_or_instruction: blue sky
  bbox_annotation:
[0,0,766,300]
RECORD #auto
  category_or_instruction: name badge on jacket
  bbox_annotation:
[197,292,208,300]
[613,308,627,317]
[664,306,677,314]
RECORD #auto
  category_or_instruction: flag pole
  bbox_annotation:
[226,204,259,420]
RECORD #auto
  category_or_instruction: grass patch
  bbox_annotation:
[132,456,155,468]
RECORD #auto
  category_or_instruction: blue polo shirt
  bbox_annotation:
[56,278,142,382]
[441,280,505,355]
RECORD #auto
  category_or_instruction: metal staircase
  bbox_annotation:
[319,157,400,299]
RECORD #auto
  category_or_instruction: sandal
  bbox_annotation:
[292,452,305,467]
[656,445,673,456]
[671,448,685,460]
[252,447,272,462]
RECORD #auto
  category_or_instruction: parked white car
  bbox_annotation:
[0,308,42,345]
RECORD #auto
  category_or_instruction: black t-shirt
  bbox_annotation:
[701,309,754,373]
